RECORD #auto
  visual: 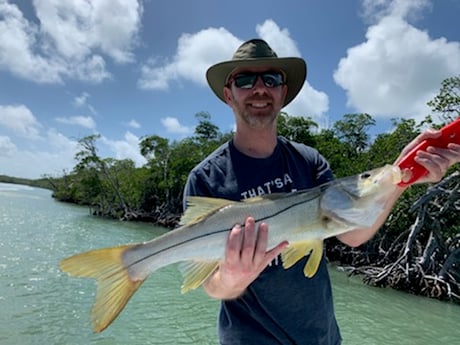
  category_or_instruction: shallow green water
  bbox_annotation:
[1,183,459,344]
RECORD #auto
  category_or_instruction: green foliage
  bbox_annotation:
[45,113,230,223]
[5,76,459,300]
[42,76,459,239]
[277,112,317,146]
[367,118,419,168]
[333,113,375,155]
[314,128,359,177]
[194,111,221,141]
[427,75,460,121]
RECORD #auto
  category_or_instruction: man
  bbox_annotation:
[183,39,460,344]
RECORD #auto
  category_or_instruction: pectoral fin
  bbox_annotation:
[178,260,219,293]
[281,240,323,278]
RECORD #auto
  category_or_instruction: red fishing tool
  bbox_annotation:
[397,117,460,187]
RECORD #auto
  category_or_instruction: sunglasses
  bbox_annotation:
[227,71,285,89]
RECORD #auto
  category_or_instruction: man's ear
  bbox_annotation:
[282,84,288,101]
[223,87,233,104]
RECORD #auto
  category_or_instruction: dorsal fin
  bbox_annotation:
[180,196,236,226]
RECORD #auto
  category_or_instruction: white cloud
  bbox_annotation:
[0,129,79,178]
[0,120,145,179]
[73,91,97,115]
[334,0,460,121]
[127,119,141,129]
[102,131,147,167]
[73,92,90,107]
[34,0,142,63]
[138,58,174,90]
[255,20,329,121]
[256,19,302,57]
[138,27,240,90]
[138,19,329,121]
[46,128,79,152]
[55,115,97,129]
[285,84,329,120]
[0,104,42,138]
[161,117,192,135]
[0,135,17,157]
[361,0,431,24]
[0,0,64,83]
[0,0,142,84]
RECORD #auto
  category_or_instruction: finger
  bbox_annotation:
[445,143,460,164]
[396,129,441,163]
[240,217,257,265]
[414,149,448,182]
[447,142,460,152]
[252,222,269,266]
[263,241,289,267]
[414,129,442,144]
[225,224,243,265]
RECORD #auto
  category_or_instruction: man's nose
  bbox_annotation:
[252,76,268,94]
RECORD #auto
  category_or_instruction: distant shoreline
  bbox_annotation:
[0,175,53,190]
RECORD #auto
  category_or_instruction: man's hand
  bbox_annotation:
[203,217,288,300]
[339,128,460,248]
[395,129,460,184]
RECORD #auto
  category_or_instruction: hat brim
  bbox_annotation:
[206,57,306,107]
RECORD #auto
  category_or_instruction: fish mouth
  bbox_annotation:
[338,165,402,199]
[392,166,403,184]
[378,165,402,185]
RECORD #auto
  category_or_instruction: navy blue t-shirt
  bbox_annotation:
[183,137,342,345]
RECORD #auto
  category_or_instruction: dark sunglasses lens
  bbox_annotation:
[233,72,284,89]
[233,74,257,89]
[261,73,283,87]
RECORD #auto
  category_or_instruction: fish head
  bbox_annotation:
[347,164,402,198]
[321,165,402,228]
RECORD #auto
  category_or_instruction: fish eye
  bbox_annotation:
[360,172,371,179]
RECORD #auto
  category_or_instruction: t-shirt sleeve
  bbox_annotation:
[286,138,334,185]
[182,142,235,211]
[183,169,208,211]
[315,151,334,185]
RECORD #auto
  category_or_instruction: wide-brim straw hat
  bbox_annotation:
[206,39,307,107]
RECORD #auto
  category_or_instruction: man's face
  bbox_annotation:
[223,67,287,129]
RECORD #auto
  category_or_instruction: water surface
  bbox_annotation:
[1,183,458,344]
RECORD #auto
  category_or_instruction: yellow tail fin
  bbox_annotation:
[60,245,144,333]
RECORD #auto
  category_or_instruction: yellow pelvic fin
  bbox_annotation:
[281,239,324,278]
[59,245,143,333]
[178,260,219,293]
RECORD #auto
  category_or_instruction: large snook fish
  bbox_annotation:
[60,164,402,332]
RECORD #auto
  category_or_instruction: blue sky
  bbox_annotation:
[0,0,459,178]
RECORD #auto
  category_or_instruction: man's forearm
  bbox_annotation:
[337,186,406,247]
